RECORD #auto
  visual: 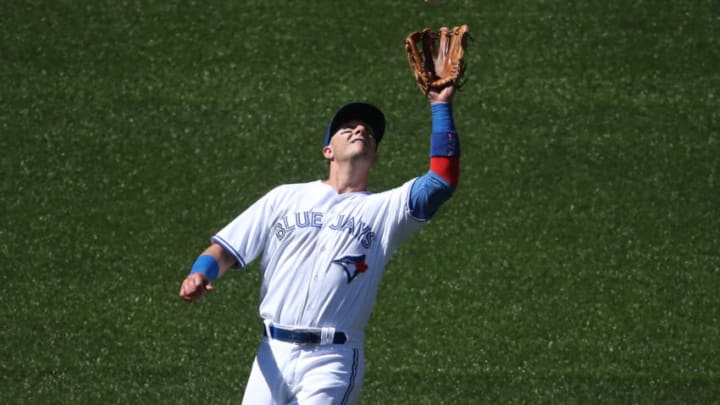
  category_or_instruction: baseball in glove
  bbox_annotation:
[404,25,470,94]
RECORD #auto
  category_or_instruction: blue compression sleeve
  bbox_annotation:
[430,103,460,157]
[189,254,220,281]
[409,171,455,220]
[431,102,456,133]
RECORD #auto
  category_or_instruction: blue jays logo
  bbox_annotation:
[332,255,369,283]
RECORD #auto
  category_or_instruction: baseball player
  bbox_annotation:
[179,84,461,404]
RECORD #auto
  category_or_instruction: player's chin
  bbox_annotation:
[351,143,376,155]
[350,151,376,164]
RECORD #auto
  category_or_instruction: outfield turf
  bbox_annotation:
[2,0,719,403]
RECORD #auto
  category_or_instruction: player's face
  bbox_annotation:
[326,121,378,164]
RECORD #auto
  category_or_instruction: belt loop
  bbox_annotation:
[263,319,273,340]
[320,326,336,345]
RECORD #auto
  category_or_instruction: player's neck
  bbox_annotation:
[324,163,370,194]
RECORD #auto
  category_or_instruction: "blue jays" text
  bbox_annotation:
[273,211,376,248]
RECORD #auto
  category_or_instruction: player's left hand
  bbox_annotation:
[427,85,456,104]
[179,273,214,302]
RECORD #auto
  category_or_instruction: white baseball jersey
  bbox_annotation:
[212,178,425,343]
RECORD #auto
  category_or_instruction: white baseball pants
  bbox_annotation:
[241,337,364,405]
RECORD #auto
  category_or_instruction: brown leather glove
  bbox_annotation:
[405,25,470,94]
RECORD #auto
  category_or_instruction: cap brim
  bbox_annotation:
[325,102,386,146]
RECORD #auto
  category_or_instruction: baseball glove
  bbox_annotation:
[404,25,470,94]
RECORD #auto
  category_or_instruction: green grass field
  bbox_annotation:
[2,0,719,403]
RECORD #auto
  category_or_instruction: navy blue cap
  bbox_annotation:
[324,102,386,147]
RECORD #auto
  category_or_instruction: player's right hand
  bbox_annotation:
[179,273,214,302]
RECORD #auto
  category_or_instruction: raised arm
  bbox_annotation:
[408,86,461,220]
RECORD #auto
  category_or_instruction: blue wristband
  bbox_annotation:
[189,254,220,281]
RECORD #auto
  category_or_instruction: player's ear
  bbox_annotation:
[322,146,334,161]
